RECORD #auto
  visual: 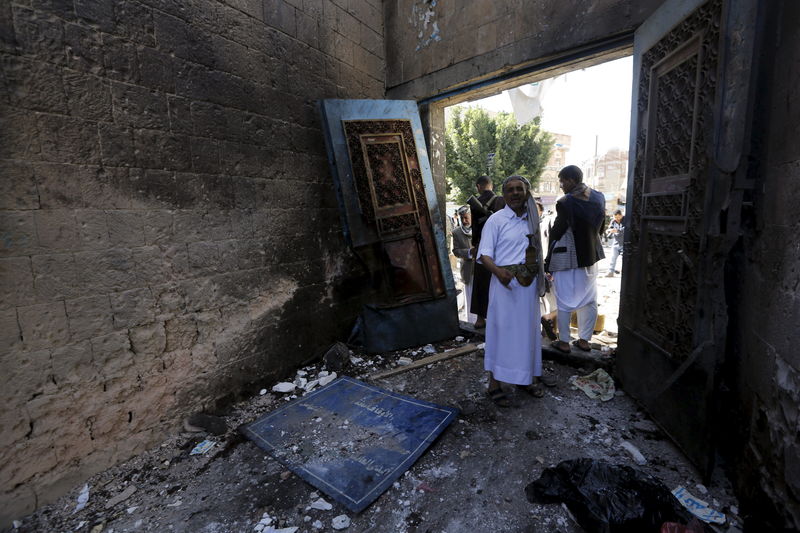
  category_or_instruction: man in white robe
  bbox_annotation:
[477,176,549,405]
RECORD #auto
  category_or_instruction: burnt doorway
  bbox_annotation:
[616,0,760,476]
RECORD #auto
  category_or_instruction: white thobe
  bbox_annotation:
[553,265,598,311]
[477,205,542,385]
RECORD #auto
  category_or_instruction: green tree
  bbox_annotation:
[445,106,553,203]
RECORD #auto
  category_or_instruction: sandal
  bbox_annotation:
[551,340,571,353]
[519,383,545,398]
[487,388,512,407]
[572,339,591,352]
[541,317,557,340]
[537,374,557,388]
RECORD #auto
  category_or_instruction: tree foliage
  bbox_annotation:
[445,106,553,202]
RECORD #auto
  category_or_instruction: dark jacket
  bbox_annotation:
[546,186,606,269]
[469,190,505,245]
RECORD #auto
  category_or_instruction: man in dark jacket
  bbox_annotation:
[544,165,606,352]
[468,175,505,329]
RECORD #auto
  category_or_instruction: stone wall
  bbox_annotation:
[0,0,384,521]
[384,0,662,101]
[726,0,800,528]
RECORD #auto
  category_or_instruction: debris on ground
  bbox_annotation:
[569,368,616,401]
[184,413,228,435]
[672,486,726,524]
[73,484,90,514]
[323,342,351,372]
[526,458,712,533]
[104,485,137,509]
[331,514,350,529]
[272,382,296,393]
[620,440,648,465]
[189,439,216,456]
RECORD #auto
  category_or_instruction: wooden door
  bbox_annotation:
[616,0,760,475]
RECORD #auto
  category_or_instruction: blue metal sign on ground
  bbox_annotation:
[241,376,459,512]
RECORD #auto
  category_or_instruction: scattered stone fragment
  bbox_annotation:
[323,342,350,371]
[397,357,413,366]
[631,419,660,435]
[310,497,333,510]
[74,484,90,513]
[332,515,351,530]
[422,344,436,354]
[105,484,137,509]
[260,389,268,396]
[272,382,296,393]
[319,372,337,387]
[312,520,323,529]
[620,440,647,465]
[455,336,464,342]
[304,380,319,392]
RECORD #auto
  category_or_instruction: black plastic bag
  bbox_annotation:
[525,458,711,533]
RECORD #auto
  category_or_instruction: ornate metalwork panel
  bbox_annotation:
[343,119,446,302]
[626,0,721,361]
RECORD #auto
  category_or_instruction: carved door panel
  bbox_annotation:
[617,0,759,475]
[343,122,445,303]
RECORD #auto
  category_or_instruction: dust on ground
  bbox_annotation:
[9,334,742,533]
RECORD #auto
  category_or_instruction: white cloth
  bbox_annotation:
[553,264,598,311]
[477,206,542,385]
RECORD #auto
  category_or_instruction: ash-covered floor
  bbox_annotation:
[11,337,743,533]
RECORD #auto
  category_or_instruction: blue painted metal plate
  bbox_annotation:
[241,376,459,512]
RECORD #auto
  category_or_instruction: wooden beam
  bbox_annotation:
[369,343,482,380]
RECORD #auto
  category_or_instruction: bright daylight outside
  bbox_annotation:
[445,57,632,352]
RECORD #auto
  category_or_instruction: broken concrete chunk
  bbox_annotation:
[310,497,333,510]
[312,520,323,529]
[331,515,350,530]
[304,379,319,392]
[272,382,296,393]
[73,484,90,514]
[294,377,308,389]
[631,420,660,435]
[397,357,413,366]
[318,372,337,387]
[105,484,137,509]
[323,342,350,371]
[422,344,436,354]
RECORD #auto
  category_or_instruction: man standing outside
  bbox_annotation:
[452,206,476,323]
[468,175,505,329]
[605,209,624,277]
[478,176,549,406]
[545,165,606,353]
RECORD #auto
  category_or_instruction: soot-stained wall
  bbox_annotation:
[0,0,384,520]
[726,0,800,528]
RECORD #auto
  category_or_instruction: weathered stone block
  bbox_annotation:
[133,129,193,171]
[51,340,97,386]
[0,106,42,161]
[91,330,134,378]
[110,82,168,130]
[1,348,53,402]
[33,162,87,209]
[75,209,111,249]
[64,22,104,74]
[64,71,112,121]
[189,138,222,174]
[179,276,218,312]
[0,307,22,354]
[31,253,79,301]
[129,321,166,359]
[97,122,136,168]
[65,295,113,341]
[167,95,193,134]
[172,210,204,243]
[102,34,140,83]
[115,0,156,46]
[129,168,179,206]
[0,211,39,257]
[12,6,66,65]
[152,282,186,317]
[1,56,68,113]
[106,210,145,247]
[0,160,40,210]
[221,141,265,178]
[74,0,115,32]
[191,101,244,142]
[36,115,102,165]
[142,210,174,245]
[74,248,136,292]
[187,241,221,275]
[33,210,77,251]
[18,301,69,350]
[164,316,198,351]
[0,404,31,450]
[137,45,175,92]
[110,287,156,328]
